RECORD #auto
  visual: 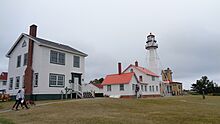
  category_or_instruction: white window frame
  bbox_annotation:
[17,55,21,67]
[33,73,39,87]
[49,73,65,87]
[139,76,143,82]
[73,56,80,68]
[50,50,65,65]
[23,53,28,66]
[132,84,135,91]
[152,76,155,81]
[2,81,7,86]
[119,84,124,91]
[107,85,111,91]
[22,40,27,47]
[145,85,147,92]
[15,76,20,89]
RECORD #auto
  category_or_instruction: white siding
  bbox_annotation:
[124,66,161,96]
[103,75,138,96]
[7,37,29,95]
[82,83,103,93]
[0,80,7,91]
[7,36,86,96]
[32,43,86,95]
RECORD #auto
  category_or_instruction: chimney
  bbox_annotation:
[118,62,122,74]
[24,24,37,99]
[29,24,37,37]
[135,61,138,67]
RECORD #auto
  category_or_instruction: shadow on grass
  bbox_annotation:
[0,117,15,124]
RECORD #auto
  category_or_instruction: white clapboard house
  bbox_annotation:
[102,62,161,98]
[102,63,140,98]
[6,24,87,100]
[123,61,161,97]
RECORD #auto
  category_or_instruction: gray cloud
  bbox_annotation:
[0,0,220,89]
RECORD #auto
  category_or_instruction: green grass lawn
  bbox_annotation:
[0,95,220,124]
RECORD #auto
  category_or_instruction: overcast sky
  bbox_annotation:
[0,0,220,89]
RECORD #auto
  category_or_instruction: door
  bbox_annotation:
[71,73,82,91]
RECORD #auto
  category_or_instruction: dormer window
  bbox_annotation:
[139,76,143,82]
[152,76,155,81]
[22,40,27,47]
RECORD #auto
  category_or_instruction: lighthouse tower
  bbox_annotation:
[145,33,160,75]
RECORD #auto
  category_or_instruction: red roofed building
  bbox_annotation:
[102,63,139,98]
[0,72,8,91]
[123,61,161,97]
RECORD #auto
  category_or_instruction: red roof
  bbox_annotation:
[102,72,135,85]
[92,83,103,89]
[0,72,8,80]
[123,64,159,77]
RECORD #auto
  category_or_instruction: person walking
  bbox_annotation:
[20,88,29,109]
[12,90,21,110]
[15,90,23,110]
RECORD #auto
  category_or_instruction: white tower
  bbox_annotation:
[145,33,160,75]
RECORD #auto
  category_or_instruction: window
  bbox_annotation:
[33,73,38,87]
[3,81,7,86]
[139,76,143,82]
[132,84,135,91]
[22,40,27,47]
[9,78,13,90]
[49,73,65,87]
[130,69,133,72]
[156,86,158,91]
[152,76,155,81]
[120,84,124,91]
[149,86,152,92]
[107,85,111,91]
[23,53,28,66]
[50,50,65,65]
[73,56,80,68]
[15,76,20,89]
[17,55,21,67]
[152,86,155,92]
[178,85,181,89]
[145,85,147,92]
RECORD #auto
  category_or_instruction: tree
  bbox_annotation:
[191,76,217,94]
[89,78,104,84]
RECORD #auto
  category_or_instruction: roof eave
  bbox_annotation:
[38,44,88,57]
[6,33,26,58]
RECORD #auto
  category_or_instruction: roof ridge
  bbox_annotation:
[107,72,134,76]
[130,64,159,77]
[23,33,87,57]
